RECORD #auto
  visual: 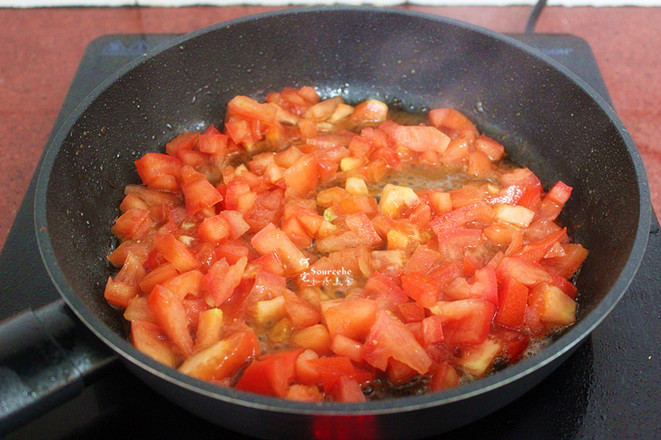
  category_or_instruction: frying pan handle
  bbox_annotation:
[0,299,119,435]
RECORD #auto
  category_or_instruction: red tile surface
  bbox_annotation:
[0,6,659,250]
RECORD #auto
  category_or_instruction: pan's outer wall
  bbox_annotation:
[37,7,648,439]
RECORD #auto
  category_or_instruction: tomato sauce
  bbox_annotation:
[105,86,587,402]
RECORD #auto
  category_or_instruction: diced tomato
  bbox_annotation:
[401,272,441,308]
[351,99,388,124]
[135,153,182,192]
[330,334,364,363]
[427,261,463,290]
[283,289,322,328]
[235,348,303,398]
[421,315,445,346]
[494,278,529,329]
[389,125,451,154]
[403,245,441,274]
[181,168,223,216]
[180,329,259,381]
[456,337,501,376]
[251,223,309,273]
[430,200,494,232]
[205,257,247,307]
[429,361,461,392]
[286,384,324,402]
[363,311,433,374]
[431,299,496,346]
[495,257,553,286]
[138,262,179,294]
[387,358,419,386]
[197,214,231,244]
[111,208,154,240]
[336,195,379,217]
[363,272,409,309]
[395,301,426,323]
[107,239,151,267]
[104,277,140,308]
[165,132,199,157]
[284,153,317,198]
[214,239,254,265]
[491,326,530,363]
[131,320,180,367]
[474,135,505,161]
[147,285,194,357]
[152,233,200,273]
[244,187,285,232]
[290,324,331,355]
[429,108,478,136]
[537,181,573,221]
[227,95,278,124]
[547,269,579,299]
[528,282,577,326]
[123,296,150,324]
[542,243,588,279]
[509,227,567,263]
[332,376,367,403]
[345,212,383,247]
[159,269,205,301]
[322,298,378,341]
[197,125,228,156]
[194,308,224,351]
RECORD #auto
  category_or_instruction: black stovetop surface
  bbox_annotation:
[1,33,659,439]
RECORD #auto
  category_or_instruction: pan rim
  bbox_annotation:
[33,4,651,418]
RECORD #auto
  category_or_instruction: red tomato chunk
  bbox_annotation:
[106,86,587,401]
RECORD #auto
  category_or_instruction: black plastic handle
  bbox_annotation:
[0,299,118,435]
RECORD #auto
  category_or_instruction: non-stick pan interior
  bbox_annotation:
[35,6,650,438]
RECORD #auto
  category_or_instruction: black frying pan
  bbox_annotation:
[0,6,651,439]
